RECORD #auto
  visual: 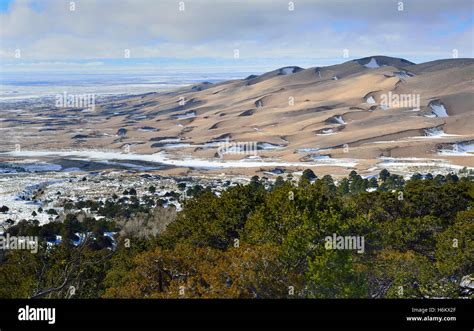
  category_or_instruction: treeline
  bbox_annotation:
[0,170,473,299]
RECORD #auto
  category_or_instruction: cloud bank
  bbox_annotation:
[0,0,472,68]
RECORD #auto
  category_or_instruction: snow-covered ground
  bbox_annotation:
[377,157,467,173]
[0,171,209,227]
[161,143,196,149]
[438,142,474,156]
[308,155,332,160]
[0,176,69,225]
[1,150,358,169]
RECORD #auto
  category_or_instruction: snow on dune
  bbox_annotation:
[425,127,445,137]
[364,58,380,69]
[309,155,331,160]
[366,96,376,104]
[296,147,334,154]
[200,141,222,149]
[257,143,284,150]
[295,148,320,153]
[172,111,196,120]
[429,101,448,117]
[334,116,345,125]
[161,143,195,149]
[377,157,466,170]
[459,143,474,153]
[2,150,358,169]
[438,142,474,156]
[316,129,337,136]
[421,127,459,138]
[280,67,297,75]
[153,138,181,143]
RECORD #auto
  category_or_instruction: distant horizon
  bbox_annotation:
[2,54,473,101]
[2,54,473,75]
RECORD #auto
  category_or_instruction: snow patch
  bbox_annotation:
[296,147,335,154]
[316,128,337,136]
[309,155,331,160]
[429,101,448,118]
[153,138,181,143]
[161,143,195,149]
[438,142,474,156]
[334,116,345,125]
[172,111,196,120]
[364,58,380,69]
[377,157,466,171]
[366,96,376,104]
[422,127,458,138]
[295,148,320,154]
[257,143,284,150]
[280,67,297,75]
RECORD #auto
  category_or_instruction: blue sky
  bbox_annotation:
[0,0,43,12]
[0,0,12,12]
[0,0,472,72]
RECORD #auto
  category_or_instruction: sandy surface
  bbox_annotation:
[1,56,472,176]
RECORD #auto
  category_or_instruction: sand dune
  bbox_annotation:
[1,56,472,176]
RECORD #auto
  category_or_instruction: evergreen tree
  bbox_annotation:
[338,178,350,194]
[379,169,390,181]
[301,169,317,182]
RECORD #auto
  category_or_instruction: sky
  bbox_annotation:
[0,0,473,72]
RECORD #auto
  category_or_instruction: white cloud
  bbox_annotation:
[0,0,472,62]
